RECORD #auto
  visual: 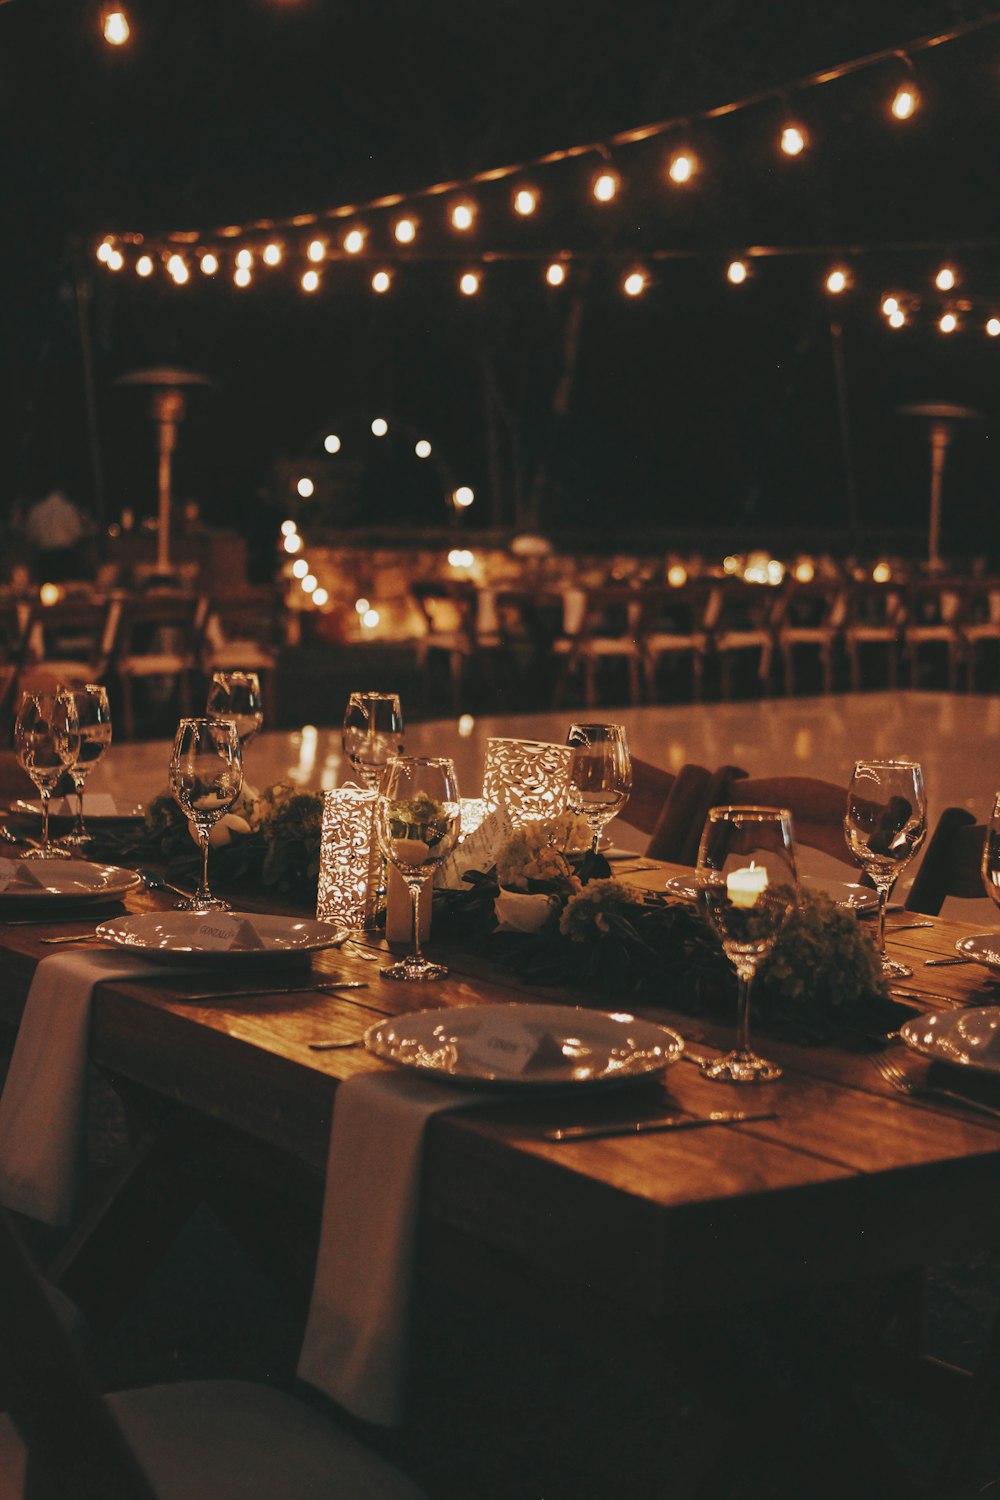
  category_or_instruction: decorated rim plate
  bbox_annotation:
[15,796,145,822]
[901,1007,1000,1076]
[954,932,1000,972]
[364,1002,685,1088]
[661,871,879,914]
[96,910,346,966]
[0,858,142,906]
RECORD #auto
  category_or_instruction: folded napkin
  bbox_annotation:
[297,1069,481,1426]
[0,949,163,1225]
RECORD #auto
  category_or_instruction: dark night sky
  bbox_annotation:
[3,0,999,554]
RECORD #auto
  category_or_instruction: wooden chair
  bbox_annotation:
[902,579,964,691]
[22,593,120,690]
[843,581,905,691]
[410,579,481,714]
[201,586,284,723]
[112,592,205,741]
[958,579,1000,691]
[0,1207,426,1500]
[772,583,846,696]
[552,587,642,709]
[710,580,774,699]
[638,583,715,703]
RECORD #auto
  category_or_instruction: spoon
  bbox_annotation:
[137,868,197,902]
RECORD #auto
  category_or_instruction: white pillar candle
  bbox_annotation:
[727,864,768,909]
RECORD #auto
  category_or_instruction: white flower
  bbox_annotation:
[188,813,252,849]
[494,889,557,933]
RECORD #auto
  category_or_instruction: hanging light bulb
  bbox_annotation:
[592,170,620,203]
[888,309,906,329]
[415,440,432,458]
[513,187,538,216]
[236,248,253,270]
[935,265,957,291]
[881,295,900,317]
[343,228,365,254]
[393,217,416,244]
[307,239,326,263]
[371,270,391,293]
[622,269,647,297]
[987,318,1000,338]
[200,252,219,275]
[545,261,567,287]
[371,418,388,437]
[780,123,807,156]
[102,9,130,45]
[825,266,850,295]
[459,270,480,296]
[726,259,749,285]
[106,249,125,271]
[166,254,189,285]
[667,150,697,184]
[450,202,475,231]
[136,255,154,278]
[96,239,114,264]
[234,266,252,288]
[301,269,320,292]
[453,486,475,509]
[939,312,958,333]
[262,242,282,267]
[890,84,919,120]
[324,434,341,453]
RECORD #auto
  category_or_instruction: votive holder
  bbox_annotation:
[316,786,381,929]
[482,738,572,826]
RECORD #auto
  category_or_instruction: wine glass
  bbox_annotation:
[565,723,632,853]
[375,756,460,981]
[845,759,927,980]
[342,692,404,788]
[206,671,264,749]
[59,684,112,849]
[14,689,81,859]
[695,806,798,1083]
[983,793,1000,912]
[168,717,244,912]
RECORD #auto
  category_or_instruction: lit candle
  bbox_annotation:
[727,864,767,908]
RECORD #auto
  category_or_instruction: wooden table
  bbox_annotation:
[5,862,1000,1492]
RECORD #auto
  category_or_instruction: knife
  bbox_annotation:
[178,980,372,1002]
[544,1109,777,1142]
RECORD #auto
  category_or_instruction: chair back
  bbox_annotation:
[0,1209,159,1499]
[202,586,284,669]
[23,594,119,684]
[410,581,477,649]
[904,807,987,915]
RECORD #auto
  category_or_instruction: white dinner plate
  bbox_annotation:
[661,871,879,914]
[364,1002,684,1088]
[0,858,142,907]
[15,796,145,822]
[954,932,1000,973]
[96,910,346,966]
[901,1007,1000,1075]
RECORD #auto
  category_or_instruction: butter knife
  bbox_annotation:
[544,1109,777,1142]
[178,981,372,1002]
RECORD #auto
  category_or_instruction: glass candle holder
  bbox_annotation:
[316,786,381,930]
[482,738,572,827]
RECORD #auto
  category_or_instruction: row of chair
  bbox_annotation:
[0,587,284,739]
[412,576,1000,709]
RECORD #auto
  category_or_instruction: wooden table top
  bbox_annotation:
[3,862,1000,1318]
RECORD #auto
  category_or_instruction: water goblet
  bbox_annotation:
[14,689,81,859]
[845,759,927,979]
[565,723,632,853]
[168,717,244,912]
[342,692,404,788]
[375,756,460,981]
[59,684,112,849]
[695,806,799,1083]
[206,671,264,749]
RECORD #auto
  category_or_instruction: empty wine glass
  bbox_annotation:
[59,684,112,849]
[342,692,404,788]
[983,793,1000,912]
[206,671,264,748]
[375,756,460,981]
[845,759,927,979]
[168,717,243,912]
[14,689,80,859]
[696,806,798,1083]
[565,723,632,853]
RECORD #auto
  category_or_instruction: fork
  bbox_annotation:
[869,1052,1000,1122]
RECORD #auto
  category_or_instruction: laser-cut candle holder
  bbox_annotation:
[482,738,572,826]
[316,785,381,929]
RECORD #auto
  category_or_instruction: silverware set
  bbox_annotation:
[869,1051,1000,1123]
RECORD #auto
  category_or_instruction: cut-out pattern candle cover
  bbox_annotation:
[316,786,381,928]
[482,738,572,826]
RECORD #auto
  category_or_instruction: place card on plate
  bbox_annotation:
[436,804,515,890]
[189,915,267,951]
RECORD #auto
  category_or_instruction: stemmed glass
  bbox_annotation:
[59,684,112,850]
[696,806,799,1083]
[343,692,404,788]
[845,759,927,980]
[206,671,264,749]
[565,723,633,853]
[168,717,244,912]
[14,689,81,859]
[375,756,460,981]
[983,793,1000,911]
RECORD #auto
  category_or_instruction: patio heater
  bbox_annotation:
[115,367,215,573]
[897,401,984,572]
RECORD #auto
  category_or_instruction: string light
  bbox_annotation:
[102,10,130,45]
[280,521,298,536]
[307,239,326,262]
[891,83,920,119]
[371,269,391,293]
[453,486,475,508]
[988,318,1000,337]
[623,270,647,297]
[263,242,282,266]
[301,269,320,292]
[450,202,476,231]
[881,295,899,315]
[371,418,388,436]
[355,599,370,615]
[343,228,365,254]
[167,254,189,285]
[825,266,850,294]
[888,308,906,327]
[283,532,302,554]
[513,187,538,216]
[939,311,958,332]
[324,434,342,453]
[292,559,309,579]
[312,588,329,607]
[297,477,314,498]
[136,255,153,277]
[545,261,567,286]
[592,170,620,203]
[935,264,957,290]
[301,575,317,594]
[234,266,251,287]
[459,270,480,296]
[96,240,114,264]
[106,249,124,271]
[200,252,219,275]
[780,124,807,156]
[393,217,416,244]
[362,608,380,628]
[415,440,432,458]
[236,248,253,270]
[667,151,697,184]
[726,258,749,285]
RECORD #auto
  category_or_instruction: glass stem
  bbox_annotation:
[196,830,212,903]
[74,778,86,841]
[875,882,891,958]
[736,970,754,1055]
[40,790,51,851]
[409,880,423,963]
